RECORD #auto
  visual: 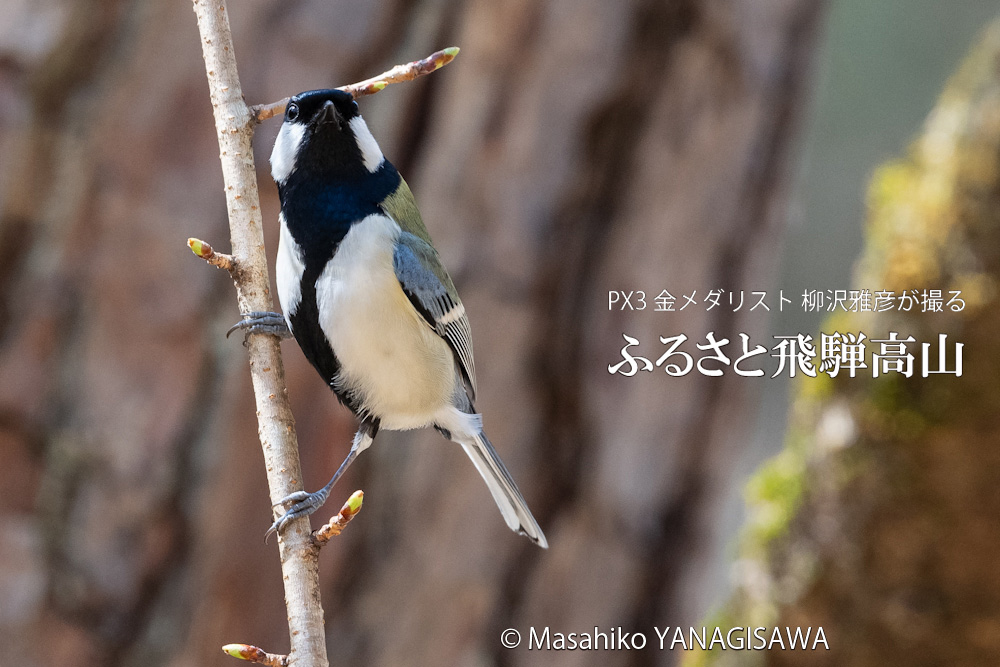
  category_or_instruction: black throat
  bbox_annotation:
[278,159,400,272]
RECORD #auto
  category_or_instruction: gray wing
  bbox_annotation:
[393,231,477,400]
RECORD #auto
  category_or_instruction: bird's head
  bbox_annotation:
[270,89,386,185]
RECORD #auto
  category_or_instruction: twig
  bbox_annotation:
[223,644,289,667]
[188,238,234,273]
[191,1,327,666]
[313,491,364,546]
[251,47,459,122]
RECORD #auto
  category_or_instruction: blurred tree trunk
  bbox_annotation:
[704,19,1000,667]
[0,0,822,666]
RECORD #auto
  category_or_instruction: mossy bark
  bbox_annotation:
[699,20,1000,667]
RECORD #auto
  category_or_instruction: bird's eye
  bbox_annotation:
[286,103,299,121]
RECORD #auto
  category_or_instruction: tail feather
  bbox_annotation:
[459,432,548,548]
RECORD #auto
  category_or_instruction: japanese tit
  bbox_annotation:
[241,89,547,547]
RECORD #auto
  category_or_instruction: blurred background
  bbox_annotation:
[1,0,998,665]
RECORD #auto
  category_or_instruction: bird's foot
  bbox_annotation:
[227,311,292,343]
[264,487,332,541]
[263,425,375,541]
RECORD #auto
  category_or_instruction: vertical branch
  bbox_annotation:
[191,1,328,666]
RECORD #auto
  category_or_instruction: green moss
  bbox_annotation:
[701,22,1000,667]
[745,448,806,546]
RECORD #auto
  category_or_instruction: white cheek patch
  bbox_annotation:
[270,122,306,183]
[349,116,385,173]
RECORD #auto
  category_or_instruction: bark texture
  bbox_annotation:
[705,20,1000,667]
[0,0,821,665]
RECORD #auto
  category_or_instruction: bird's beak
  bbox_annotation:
[315,99,340,125]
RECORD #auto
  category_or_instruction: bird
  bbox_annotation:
[231,88,547,548]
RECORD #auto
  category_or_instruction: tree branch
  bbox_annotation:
[191,1,326,665]
[251,47,459,122]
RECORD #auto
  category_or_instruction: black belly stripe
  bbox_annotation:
[288,274,361,415]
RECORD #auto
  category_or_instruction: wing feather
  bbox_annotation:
[393,232,477,399]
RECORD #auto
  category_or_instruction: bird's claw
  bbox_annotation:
[264,487,332,542]
[272,490,310,508]
[227,311,292,344]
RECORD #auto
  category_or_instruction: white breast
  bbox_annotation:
[275,212,305,324]
[314,214,456,430]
